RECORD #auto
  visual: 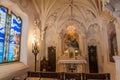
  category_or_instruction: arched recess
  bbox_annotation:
[87,23,104,72]
[87,23,101,45]
[107,21,118,62]
[57,19,86,58]
[0,0,29,79]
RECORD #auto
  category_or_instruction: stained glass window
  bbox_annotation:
[0,6,22,63]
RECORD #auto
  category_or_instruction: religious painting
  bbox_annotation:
[107,21,118,62]
[63,25,80,59]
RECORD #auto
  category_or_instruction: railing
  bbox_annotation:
[64,73,82,80]
[27,72,62,79]
[27,71,110,80]
[83,73,110,80]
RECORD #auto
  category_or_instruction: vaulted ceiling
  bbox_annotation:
[10,0,118,32]
[32,0,104,30]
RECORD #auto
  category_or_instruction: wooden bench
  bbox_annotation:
[27,71,62,80]
[64,72,81,80]
[83,73,110,80]
[27,71,110,80]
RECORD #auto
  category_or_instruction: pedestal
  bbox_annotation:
[113,56,120,80]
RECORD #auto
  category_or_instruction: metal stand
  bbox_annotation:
[34,54,37,72]
[32,42,39,72]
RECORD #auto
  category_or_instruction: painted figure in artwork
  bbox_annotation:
[64,32,80,59]
[13,33,20,61]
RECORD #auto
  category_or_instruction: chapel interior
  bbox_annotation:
[0,0,120,80]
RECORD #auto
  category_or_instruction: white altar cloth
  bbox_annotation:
[58,60,87,72]
[59,60,86,64]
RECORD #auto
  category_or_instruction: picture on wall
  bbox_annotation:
[63,26,80,59]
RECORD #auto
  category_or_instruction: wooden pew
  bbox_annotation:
[27,72,110,80]
[28,71,40,77]
[40,72,62,79]
[64,72,82,80]
[27,71,63,80]
[83,73,110,80]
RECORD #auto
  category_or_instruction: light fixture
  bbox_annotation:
[32,19,40,72]
[67,25,76,36]
[66,0,76,36]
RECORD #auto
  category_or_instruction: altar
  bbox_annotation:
[57,24,87,73]
[59,59,86,73]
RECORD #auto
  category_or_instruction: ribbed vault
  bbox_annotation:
[32,0,103,31]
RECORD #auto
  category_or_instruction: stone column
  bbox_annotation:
[114,21,120,55]
[40,30,46,59]
[113,56,120,80]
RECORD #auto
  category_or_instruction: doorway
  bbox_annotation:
[48,46,56,72]
[88,46,98,73]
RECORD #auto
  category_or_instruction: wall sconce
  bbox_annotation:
[32,19,40,72]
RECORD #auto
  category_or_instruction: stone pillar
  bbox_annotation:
[40,31,46,60]
[114,21,120,55]
[113,56,120,80]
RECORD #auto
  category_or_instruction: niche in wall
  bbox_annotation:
[107,21,118,62]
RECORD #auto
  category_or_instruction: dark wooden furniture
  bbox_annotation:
[40,46,56,72]
[40,57,48,71]
[83,73,110,80]
[64,72,81,80]
[40,72,62,79]
[27,71,62,80]
[88,46,98,73]
[28,71,40,77]
[27,72,110,80]
[47,46,56,72]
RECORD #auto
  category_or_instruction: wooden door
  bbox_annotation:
[48,46,56,72]
[88,46,98,73]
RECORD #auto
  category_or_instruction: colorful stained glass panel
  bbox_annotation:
[0,6,7,62]
[8,14,22,61]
